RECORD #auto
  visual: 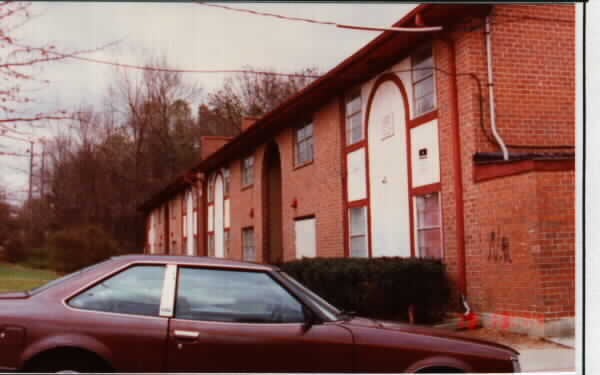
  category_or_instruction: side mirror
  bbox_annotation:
[302,306,321,331]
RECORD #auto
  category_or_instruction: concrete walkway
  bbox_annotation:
[444,326,576,373]
[518,347,575,372]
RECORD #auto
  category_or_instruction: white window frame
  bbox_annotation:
[242,227,256,262]
[295,120,314,166]
[348,206,368,258]
[415,192,443,259]
[242,156,255,187]
[412,46,436,118]
[345,91,363,145]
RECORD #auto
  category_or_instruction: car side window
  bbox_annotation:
[175,267,305,324]
[68,265,165,317]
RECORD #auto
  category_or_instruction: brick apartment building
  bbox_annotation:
[140,4,575,337]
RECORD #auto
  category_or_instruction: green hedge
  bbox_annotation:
[280,257,453,324]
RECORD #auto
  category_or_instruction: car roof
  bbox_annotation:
[110,254,277,272]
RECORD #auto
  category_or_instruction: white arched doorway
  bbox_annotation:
[367,77,411,257]
[185,190,194,255]
[214,175,225,258]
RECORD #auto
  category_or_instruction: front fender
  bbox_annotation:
[19,333,112,369]
[405,355,473,373]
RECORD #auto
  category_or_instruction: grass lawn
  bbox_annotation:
[0,262,61,293]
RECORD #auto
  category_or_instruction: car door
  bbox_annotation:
[65,263,170,372]
[166,266,354,373]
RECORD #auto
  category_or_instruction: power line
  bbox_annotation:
[0,151,30,157]
[14,43,322,79]
[1,133,33,143]
[195,2,442,33]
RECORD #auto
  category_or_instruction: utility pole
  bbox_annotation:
[27,140,34,246]
[28,140,34,202]
[40,141,45,198]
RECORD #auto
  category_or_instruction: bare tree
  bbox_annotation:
[205,65,320,134]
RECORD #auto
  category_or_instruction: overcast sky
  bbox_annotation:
[0,2,591,205]
[0,2,416,202]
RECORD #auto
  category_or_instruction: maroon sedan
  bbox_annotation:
[0,255,520,373]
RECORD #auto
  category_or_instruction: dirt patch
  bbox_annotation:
[457,327,561,350]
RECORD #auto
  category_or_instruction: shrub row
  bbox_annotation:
[280,257,453,324]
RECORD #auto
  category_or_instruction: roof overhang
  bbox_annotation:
[138,4,492,213]
[138,172,202,213]
[190,4,492,174]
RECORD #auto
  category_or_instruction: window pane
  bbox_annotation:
[224,231,230,257]
[296,127,305,142]
[243,228,255,262]
[416,193,440,228]
[346,94,361,115]
[296,123,314,165]
[175,268,305,323]
[296,142,305,164]
[306,123,313,137]
[414,77,434,99]
[351,115,363,143]
[350,236,368,258]
[415,95,435,117]
[208,234,215,256]
[418,228,442,258]
[413,56,433,81]
[350,206,366,235]
[68,265,165,317]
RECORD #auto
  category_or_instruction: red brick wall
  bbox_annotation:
[433,4,575,321]
[188,4,576,323]
[219,98,345,263]
[279,98,345,260]
[533,170,576,319]
[486,5,575,150]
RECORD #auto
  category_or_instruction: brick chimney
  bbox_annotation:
[241,117,259,132]
[200,136,233,160]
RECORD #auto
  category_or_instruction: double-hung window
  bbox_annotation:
[242,227,255,262]
[345,92,363,145]
[224,230,230,258]
[415,193,442,258]
[223,167,231,195]
[242,156,254,187]
[349,206,368,258]
[207,178,215,203]
[412,47,436,117]
[295,121,314,166]
[207,233,215,257]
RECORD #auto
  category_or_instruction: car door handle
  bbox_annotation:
[174,330,200,340]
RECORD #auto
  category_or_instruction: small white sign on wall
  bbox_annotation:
[381,112,395,140]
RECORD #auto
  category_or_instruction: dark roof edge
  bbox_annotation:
[188,4,433,174]
[137,172,202,213]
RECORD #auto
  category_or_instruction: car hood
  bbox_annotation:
[341,317,519,356]
[0,291,29,299]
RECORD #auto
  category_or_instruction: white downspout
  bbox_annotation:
[485,16,509,161]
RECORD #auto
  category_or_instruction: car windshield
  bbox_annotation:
[28,259,114,295]
[278,271,341,321]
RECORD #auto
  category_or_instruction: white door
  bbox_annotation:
[186,191,194,256]
[295,217,316,258]
[214,175,225,258]
[367,80,411,257]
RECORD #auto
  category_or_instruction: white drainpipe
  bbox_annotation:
[485,16,509,161]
